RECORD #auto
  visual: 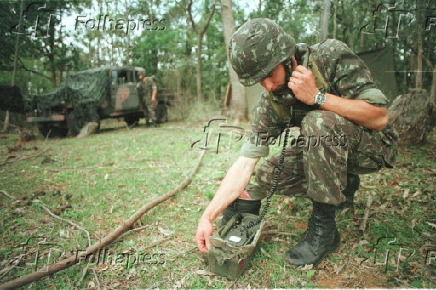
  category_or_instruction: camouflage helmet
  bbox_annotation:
[229,18,296,86]
[138,71,146,77]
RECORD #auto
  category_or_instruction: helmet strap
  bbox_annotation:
[271,59,293,97]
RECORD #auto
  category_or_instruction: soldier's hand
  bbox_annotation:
[195,218,214,253]
[151,97,157,103]
[288,57,319,105]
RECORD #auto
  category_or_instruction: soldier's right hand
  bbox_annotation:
[195,218,214,253]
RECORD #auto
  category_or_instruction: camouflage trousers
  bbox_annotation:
[143,99,157,123]
[245,111,394,206]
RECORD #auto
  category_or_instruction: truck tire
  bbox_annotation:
[67,109,100,136]
[37,123,68,138]
[124,115,140,126]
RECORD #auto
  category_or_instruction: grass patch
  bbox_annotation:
[0,120,435,288]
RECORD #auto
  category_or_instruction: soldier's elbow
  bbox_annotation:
[372,112,388,131]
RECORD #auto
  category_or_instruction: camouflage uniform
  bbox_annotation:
[137,76,158,124]
[239,39,398,205]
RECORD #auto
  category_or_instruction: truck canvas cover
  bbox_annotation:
[31,67,112,112]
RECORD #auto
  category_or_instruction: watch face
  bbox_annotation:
[318,93,326,105]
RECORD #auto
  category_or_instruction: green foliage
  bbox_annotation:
[306,269,315,277]
[3,0,430,108]
[248,0,319,44]
[333,0,434,94]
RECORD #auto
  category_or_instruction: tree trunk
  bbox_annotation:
[220,0,247,121]
[333,0,337,39]
[320,0,331,41]
[3,0,25,133]
[186,0,215,104]
[48,16,57,87]
[1,111,10,133]
[431,69,436,107]
[415,0,423,89]
[196,35,204,102]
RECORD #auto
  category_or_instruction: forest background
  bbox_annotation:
[0,0,435,289]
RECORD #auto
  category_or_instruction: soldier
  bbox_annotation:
[195,18,398,266]
[137,70,158,127]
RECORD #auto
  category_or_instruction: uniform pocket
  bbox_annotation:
[353,130,386,174]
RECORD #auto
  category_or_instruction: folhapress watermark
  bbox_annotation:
[9,2,167,38]
[74,15,166,35]
[8,236,166,273]
[191,118,347,154]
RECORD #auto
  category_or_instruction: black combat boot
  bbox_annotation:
[220,199,261,227]
[286,201,340,267]
[337,173,360,210]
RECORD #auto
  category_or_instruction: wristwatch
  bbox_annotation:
[314,91,327,106]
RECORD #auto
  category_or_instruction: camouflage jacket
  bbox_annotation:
[136,77,157,102]
[240,39,398,160]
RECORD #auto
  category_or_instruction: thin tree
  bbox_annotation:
[319,0,330,41]
[415,0,423,89]
[2,0,24,133]
[187,0,216,103]
[219,0,247,121]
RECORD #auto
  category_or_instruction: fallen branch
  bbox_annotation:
[0,190,91,246]
[0,265,18,281]
[0,121,22,130]
[0,190,17,200]
[359,195,373,231]
[78,265,89,284]
[0,255,24,279]
[0,150,205,289]
[114,225,153,242]
[143,236,172,250]
[37,203,91,247]
[263,230,298,237]
[91,269,100,290]
[0,149,48,167]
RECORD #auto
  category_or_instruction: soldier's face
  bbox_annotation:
[259,64,286,92]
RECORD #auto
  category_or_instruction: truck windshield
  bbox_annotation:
[111,70,135,85]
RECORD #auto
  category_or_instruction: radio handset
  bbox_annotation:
[274,43,310,106]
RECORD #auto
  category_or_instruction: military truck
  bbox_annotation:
[25,66,173,137]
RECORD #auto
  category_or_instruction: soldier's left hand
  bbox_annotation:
[288,58,319,105]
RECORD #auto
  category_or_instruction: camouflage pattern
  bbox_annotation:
[239,39,398,206]
[23,66,163,137]
[246,111,397,205]
[208,213,264,280]
[137,76,158,123]
[229,18,296,86]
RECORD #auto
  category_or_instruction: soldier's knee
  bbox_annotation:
[255,160,273,188]
[301,111,341,135]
